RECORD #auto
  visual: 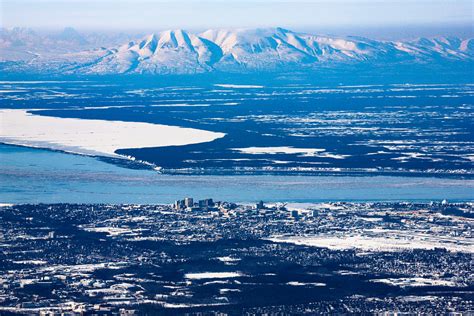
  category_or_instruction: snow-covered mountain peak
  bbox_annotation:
[156,29,193,49]
[200,28,282,51]
[1,27,472,74]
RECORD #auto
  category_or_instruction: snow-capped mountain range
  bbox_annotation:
[1,27,473,74]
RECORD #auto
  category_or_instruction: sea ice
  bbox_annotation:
[184,272,243,279]
[0,109,225,158]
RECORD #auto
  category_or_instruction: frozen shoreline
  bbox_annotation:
[0,109,225,158]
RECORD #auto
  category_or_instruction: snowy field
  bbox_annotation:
[267,231,474,254]
[0,109,225,158]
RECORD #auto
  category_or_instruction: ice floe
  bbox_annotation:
[287,281,326,287]
[184,272,243,279]
[370,277,461,288]
[214,84,264,89]
[0,109,225,158]
[233,146,325,156]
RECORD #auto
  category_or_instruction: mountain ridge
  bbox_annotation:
[1,27,473,75]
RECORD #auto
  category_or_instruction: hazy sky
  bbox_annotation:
[1,0,473,37]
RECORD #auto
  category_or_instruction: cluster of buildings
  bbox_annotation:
[173,197,217,211]
[174,197,213,211]
[173,197,303,220]
[173,197,240,213]
[173,197,300,219]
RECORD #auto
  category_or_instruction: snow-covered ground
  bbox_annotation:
[267,231,474,253]
[0,109,225,158]
[81,226,146,237]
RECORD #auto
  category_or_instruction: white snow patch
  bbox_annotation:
[13,260,47,265]
[82,226,143,237]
